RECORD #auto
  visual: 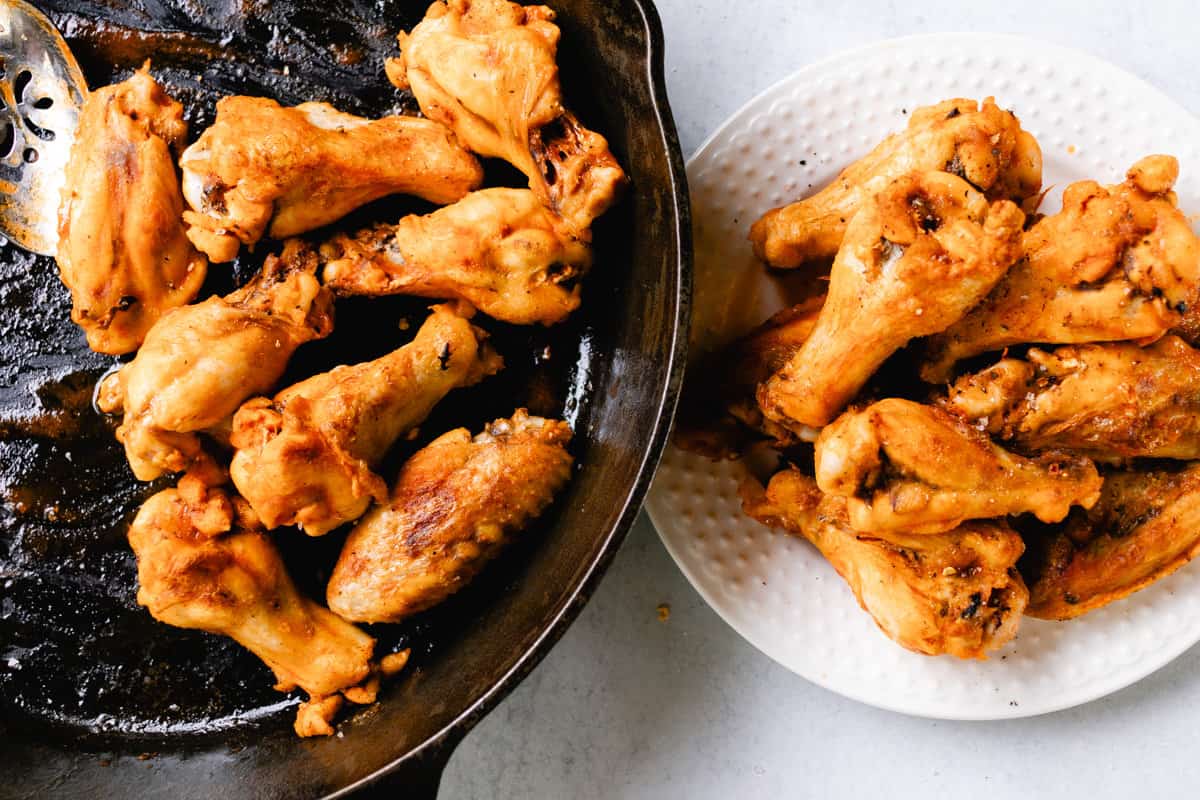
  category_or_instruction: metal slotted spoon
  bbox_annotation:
[0,0,85,256]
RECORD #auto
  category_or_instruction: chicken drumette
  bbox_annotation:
[943,336,1200,462]
[923,155,1200,382]
[815,398,1102,534]
[97,242,333,481]
[327,410,573,623]
[742,468,1028,658]
[320,188,591,325]
[180,96,483,263]
[757,171,1024,431]
[749,98,1042,269]
[388,0,625,235]
[57,67,207,355]
[127,475,377,737]
[230,302,503,536]
[1026,464,1200,619]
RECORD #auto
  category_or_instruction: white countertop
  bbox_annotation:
[441,1,1200,797]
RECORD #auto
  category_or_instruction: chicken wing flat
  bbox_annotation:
[923,155,1200,382]
[127,475,376,735]
[388,0,626,235]
[815,398,1102,534]
[180,96,483,263]
[230,302,503,536]
[742,468,1028,658]
[749,98,1042,269]
[327,410,572,623]
[943,336,1200,462]
[56,67,207,355]
[320,187,591,325]
[1026,464,1200,619]
[756,171,1024,431]
[97,242,334,481]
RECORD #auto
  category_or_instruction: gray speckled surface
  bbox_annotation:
[441,2,1200,797]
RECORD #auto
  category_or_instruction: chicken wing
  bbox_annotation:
[815,398,1102,534]
[180,96,483,263]
[388,0,625,235]
[943,336,1200,462]
[97,242,334,481]
[756,171,1024,431]
[749,98,1042,268]
[127,475,376,735]
[1026,464,1200,619]
[923,155,1200,382]
[327,410,572,623]
[230,302,503,536]
[742,468,1028,658]
[56,67,207,355]
[320,188,591,325]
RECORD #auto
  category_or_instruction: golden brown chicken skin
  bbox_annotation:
[388,0,626,235]
[923,155,1200,382]
[56,67,207,355]
[749,98,1042,269]
[327,410,573,623]
[127,475,376,735]
[742,468,1028,659]
[229,302,503,536]
[1027,464,1200,620]
[756,171,1025,431]
[97,243,334,481]
[943,336,1200,462]
[180,96,483,263]
[815,398,1103,534]
[320,188,591,325]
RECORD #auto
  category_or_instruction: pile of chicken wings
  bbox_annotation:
[56,0,624,736]
[684,97,1200,659]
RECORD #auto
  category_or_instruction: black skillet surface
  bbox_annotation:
[0,0,690,796]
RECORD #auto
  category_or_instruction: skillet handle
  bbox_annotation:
[348,732,464,799]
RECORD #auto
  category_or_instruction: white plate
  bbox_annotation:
[646,33,1200,720]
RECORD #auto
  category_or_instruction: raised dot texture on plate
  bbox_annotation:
[645,33,1200,720]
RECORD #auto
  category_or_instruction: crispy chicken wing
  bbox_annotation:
[127,475,376,734]
[388,0,625,235]
[923,155,1200,382]
[327,410,572,623]
[756,171,1025,431]
[230,302,503,536]
[320,188,591,325]
[749,98,1042,268]
[815,398,1103,534]
[1026,464,1200,619]
[56,67,207,354]
[97,242,333,481]
[180,96,483,262]
[943,336,1200,462]
[742,468,1028,658]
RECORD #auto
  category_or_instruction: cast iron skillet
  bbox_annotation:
[0,0,690,796]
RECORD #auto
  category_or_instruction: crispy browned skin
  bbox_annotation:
[742,468,1028,658]
[56,67,207,354]
[388,0,626,235]
[944,336,1200,462]
[327,410,573,623]
[1027,464,1200,619]
[97,242,333,481]
[923,155,1200,382]
[127,476,375,734]
[180,96,483,262]
[756,171,1024,431]
[229,303,503,536]
[320,188,591,325]
[749,98,1042,269]
[815,398,1102,534]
